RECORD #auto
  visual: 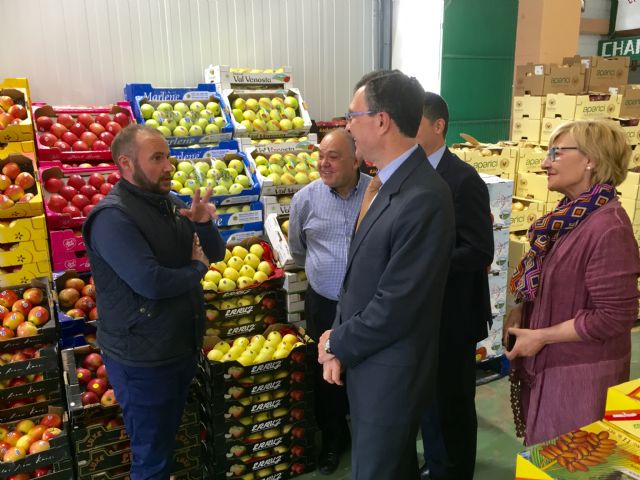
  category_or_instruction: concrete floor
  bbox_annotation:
[298,327,640,479]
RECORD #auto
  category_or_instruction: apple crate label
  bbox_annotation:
[251,380,283,395]
[253,455,284,471]
[263,474,284,480]
[273,186,302,196]
[140,92,182,101]
[227,324,259,336]
[252,437,284,452]
[250,360,283,375]
[86,453,106,470]
[224,306,255,318]
[251,418,284,433]
[183,91,215,101]
[251,399,284,414]
[232,74,278,84]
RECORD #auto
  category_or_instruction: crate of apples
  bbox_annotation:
[74,352,117,408]
[0,79,33,143]
[32,103,134,163]
[0,283,52,345]
[0,154,43,220]
[54,271,97,325]
[40,166,120,229]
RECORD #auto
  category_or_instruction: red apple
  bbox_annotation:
[96,113,112,127]
[53,140,71,152]
[36,116,54,132]
[105,417,123,429]
[78,113,94,127]
[18,193,32,204]
[72,140,89,151]
[80,131,98,147]
[92,140,108,151]
[0,290,18,308]
[114,112,130,127]
[23,288,44,305]
[70,122,87,137]
[100,389,117,406]
[0,96,14,111]
[0,326,15,340]
[65,308,85,319]
[47,194,68,213]
[91,193,105,205]
[290,444,304,457]
[4,185,24,202]
[291,462,305,474]
[290,371,305,384]
[0,113,14,128]
[39,414,62,429]
[56,113,74,128]
[1,162,20,180]
[89,122,106,136]
[39,132,58,147]
[107,172,121,185]
[75,295,96,313]
[27,306,49,326]
[88,306,99,320]
[76,367,92,384]
[41,427,61,441]
[59,185,77,202]
[87,174,106,190]
[62,205,81,218]
[61,131,78,146]
[11,299,32,315]
[14,172,35,190]
[0,175,10,191]
[67,174,85,190]
[16,321,36,338]
[96,364,108,380]
[44,177,63,194]
[34,467,51,477]
[82,204,95,216]
[289,407,305,421]
[7,105,26,120]
[83,352,103,370]
[88,377,108,396]
[99,183,114,195]
[105,121,121,136]
[291,426,305,439]
[81,390,99,405]
[3,311,24,330]
[8,377,26,387]
[28,439,50,454]
[290,390,304,402]
[49,122,68,138]
[81,284,96,298]
[71,194,90,210]
[79,184,97,198]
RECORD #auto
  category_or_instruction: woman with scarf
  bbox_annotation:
[505,119,640,446]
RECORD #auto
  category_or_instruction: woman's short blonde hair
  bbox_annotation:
[548,119,631,187]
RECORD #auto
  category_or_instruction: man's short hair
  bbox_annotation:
[111,124,163,170]
[324,128,356,160]
[355,70,424,138]
[422,92,449,139]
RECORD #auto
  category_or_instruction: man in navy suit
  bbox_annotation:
[318,71,455,480]
[417,92,494,480]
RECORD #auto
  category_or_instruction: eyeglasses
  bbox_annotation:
[344,111,378,121]
[546,146,581,162]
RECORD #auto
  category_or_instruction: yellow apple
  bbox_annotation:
[218,278,237,292]
[237,276,254,289]
[207,349,224,361]
[253,271,269,283]
[232,245,249,259]
[223,268,240,282]
[257,261,273,276]
[227,256,245,271]
[239,265,256,278]
[244,253,260,269]
[204,270,222,284]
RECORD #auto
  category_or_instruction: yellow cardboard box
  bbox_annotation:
[466,146,518,177]
[517,143,547,173]
[0,78,33,143]
[0,215,47,243]
[511,118,541,143]
[516,171,563,203]
[510,197,546,232]
[0,239,49,267]
[607,117,640,146]
[620,84,640,118]
[516,420,640,479]
[0,261,51,287]
[620,196,640,226]
[618,171,640,200]
[0,141,35,159]
[0,154,43,219]
[509,232,529,269]
[545,93,621,120]
[631,145,640,169]
[540,118,569,144]
[513,95,546,120]
[604,378,640,441]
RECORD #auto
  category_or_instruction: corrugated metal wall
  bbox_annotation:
[0,0,377,120]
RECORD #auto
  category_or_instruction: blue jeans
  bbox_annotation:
[103,354,198,480]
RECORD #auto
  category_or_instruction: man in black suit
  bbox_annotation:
[318,71,455,480]
[417,92,494,480]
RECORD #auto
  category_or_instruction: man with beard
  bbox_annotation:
[83,124,225,479]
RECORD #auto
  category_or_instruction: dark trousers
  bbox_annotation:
[304,286,350,451]
[103,353,198,480]
[421,336,478,480]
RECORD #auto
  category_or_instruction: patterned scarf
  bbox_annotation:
[510,183,616,302]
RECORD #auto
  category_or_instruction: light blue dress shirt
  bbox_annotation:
[426,144,446,170]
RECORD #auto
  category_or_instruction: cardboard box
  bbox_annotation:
[204,65,293,89]
[0,141,35,159]
[514,63,586,96]
[264,213,296,271]
[540,117,570,144]
[511,118,541,143]
[0,238,49,267]
[491,227,509,274]
[620,84,640,118]
[563,55,630,92]
[261,195,293,216]
[603,378,640,441]
[545,93,621,120]
[220,223,264,245]
[223,88,312,139]
[238,134,318,153]
[0,78,33,143]
[286,292,305,313]
[215,201,263,227]
[0,153,43,219]
[509,232,529,269]
[621,195,640,226]
[510,197,546,232]
[631,145,640,169]
[123,83,233,146]
[607,117,640,146]
[0,215,47,243]
[283,271,308,293]
[512,95,546,120]
[315,119,348,141]
[517,143,547,173]
[465,146,518,177]
[618,171,640,200]
[488,271,507,316]
[516,171,564,203]
[516,420,640,479]
[475,315,504,361]
[481,174,514,229]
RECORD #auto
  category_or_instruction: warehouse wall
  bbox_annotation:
[0,0,377,121]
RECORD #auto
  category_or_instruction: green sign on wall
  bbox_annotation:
[598,36,640,60]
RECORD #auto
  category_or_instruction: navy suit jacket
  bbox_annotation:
[331,146,455,425]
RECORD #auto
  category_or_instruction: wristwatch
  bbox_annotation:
[324,337,332,354]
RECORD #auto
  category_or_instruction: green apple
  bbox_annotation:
[173,126,189,137]
[267,331,282,343]
[283,107,296,120]
[152,110,166,123]
[235,175,251,188]
[206,101,221,115]
[281,173,295,185]
[226,206,241,213]
[245,98,259,112]
[232,109,244,122]
[253,119,267,132]
[269,109,282,122]
[179,117,193,128]
[283,153,297,166]
[196,118,209,130]
[214,116,226,128]
[184,179,199,190]
[189,125,203,136]
[170,111,182,122]
[270,164,284,175]
[203,178,216,189]
[292,116,305,129]
[258,97,273,110]
[269,154,283,165]
[145,119,160,129]
[240,120,253,132]
[279,119,293,131]
[177,161,194,174]
[257,108,270,122]
[190,101,205,113]
[174,102,189,115]
[217,177,233,190]
[309,171,320,181]
[162,118,177,131]
[224,267,240,282]
[173,171,187,183]
[274,138,284,143]
[225,167,238,179]
[140,103,155,119]
[243,110,257,122]
[284,96,299,109]
[195,161,210,174]
[232,246,249,259]
[157,102,173,114]
[294,172,310,184]
[213,159,226,170]
[295,162,309,173]
[228,159,244,172]
[253,271,269,283]
[205,270,222,284]
[170,180,182,192]
[207,349,223,361]
[205,123,220,134]
[232,98,246,110]
[229,183,244,195]
[267,173,281,185]
[257,165,269,177]
[266,120,280,131]
[272,97,284,109]
[213,185,229,195]
[255,155,268,166]
[179,187,194,195]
